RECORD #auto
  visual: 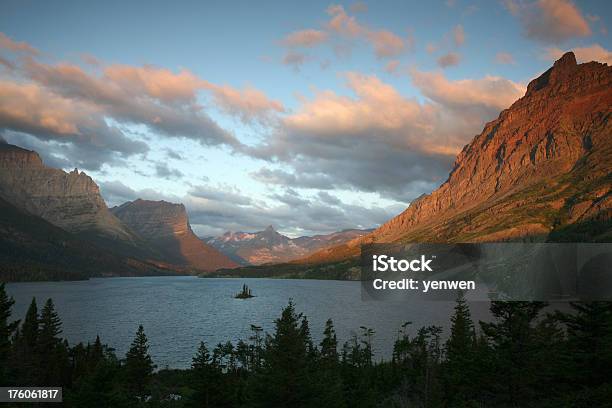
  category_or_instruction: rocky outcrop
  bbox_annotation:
[301,52,612,264]
[0,196,172,281]
[113,199,238,272]
[0,143,136,241]
[206,226,370,265]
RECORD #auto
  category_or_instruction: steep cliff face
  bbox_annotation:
[113,199,238,272]
[0,143,136,241]
[302,53,611,264]
[0,196,171,281]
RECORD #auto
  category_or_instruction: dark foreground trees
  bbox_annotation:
[1,280,612,407]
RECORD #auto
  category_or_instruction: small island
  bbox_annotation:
[234,284,255,299]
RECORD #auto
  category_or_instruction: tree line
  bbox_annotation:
[1,282,611,407]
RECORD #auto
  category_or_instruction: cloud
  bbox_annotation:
[0,81,148,169]
[0,32,38,55]
[0,34,287,168]
[244,71,525,202]
[100,179,398,237]
[165,148,184,160]
[251,168,336,190]
[508,0,591,44]
[317,191,342,206]
[189,184,253,206]
[203,83,285,124]
[384,60,400,74]
[349,1,368,13]
[99,180,171,207]
[282,50,308,71]
[495,52,516,64]
[281,4,407,65]
[453,25,465,46]
[0,56,16,70]
[437,52,461,68]
[282,29,328,47]
[410,69,526,116]
[155,162,184,179]
[326,4,365,37]
[367,30,405,58]
[545,44,612,64]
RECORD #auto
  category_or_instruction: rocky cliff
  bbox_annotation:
[0,196,173,281]
[0,143,136,242]
[113,199,238,272]
[302,52,612,264]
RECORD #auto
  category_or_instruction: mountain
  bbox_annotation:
[205,226,370,265]
[0,196,173,281]
[112,199,238,272]
[299,53,611,266]
[0,143,136,241]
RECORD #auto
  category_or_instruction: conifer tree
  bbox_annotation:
[13,298,40,384]
[191,341,218,407]
[254,301,312,407]
[39,298,62,349]
[316,319,346,408]
[38,299,69,385]
[444,291,477,404]
[556,301,612,386]
[0,283,19,385]
[320,318,338,364]
[480,301,547,405]
[22,298,38,352]
[124,325,155,399]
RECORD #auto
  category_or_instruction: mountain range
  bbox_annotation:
[213,52,611,279]
[0,143,236,280]
[205,226,370,265]
[1,52,610,281]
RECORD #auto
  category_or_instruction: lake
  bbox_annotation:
[5,276,491,369]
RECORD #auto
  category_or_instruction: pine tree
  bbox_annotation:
[316,319,346,408]
[0,283,19,385]
[556,301,612,386]
[39,298,62,349]
[22,298,38,352]
[191,341,217,407]
[38,299,68,385]
[91,335,104,368]
[444,291,477,404]
[12,298,40,385]
[254,301,312,407]
[124,325,155,399]
[479,301,547,405]
[320,319,338,364]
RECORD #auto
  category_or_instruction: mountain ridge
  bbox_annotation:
[205,226,371,265]
[296,52,611,265]
[112,199,238,272]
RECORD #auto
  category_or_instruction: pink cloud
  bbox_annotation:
[326,4,364,37]
[282,50,308,71]
[385,60,400,74]
[453,25,465,46]
[508,0,592,44]
[282,29,328,47]
[367,30,405,58]
[410,69,526,113]
[437,52,461,68]
[0,32,38,55]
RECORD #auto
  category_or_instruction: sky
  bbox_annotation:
[0,0,610,237]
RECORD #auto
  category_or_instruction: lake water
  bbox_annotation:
[5,277,491,369]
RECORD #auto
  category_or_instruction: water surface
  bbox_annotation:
[6,277,490,368]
